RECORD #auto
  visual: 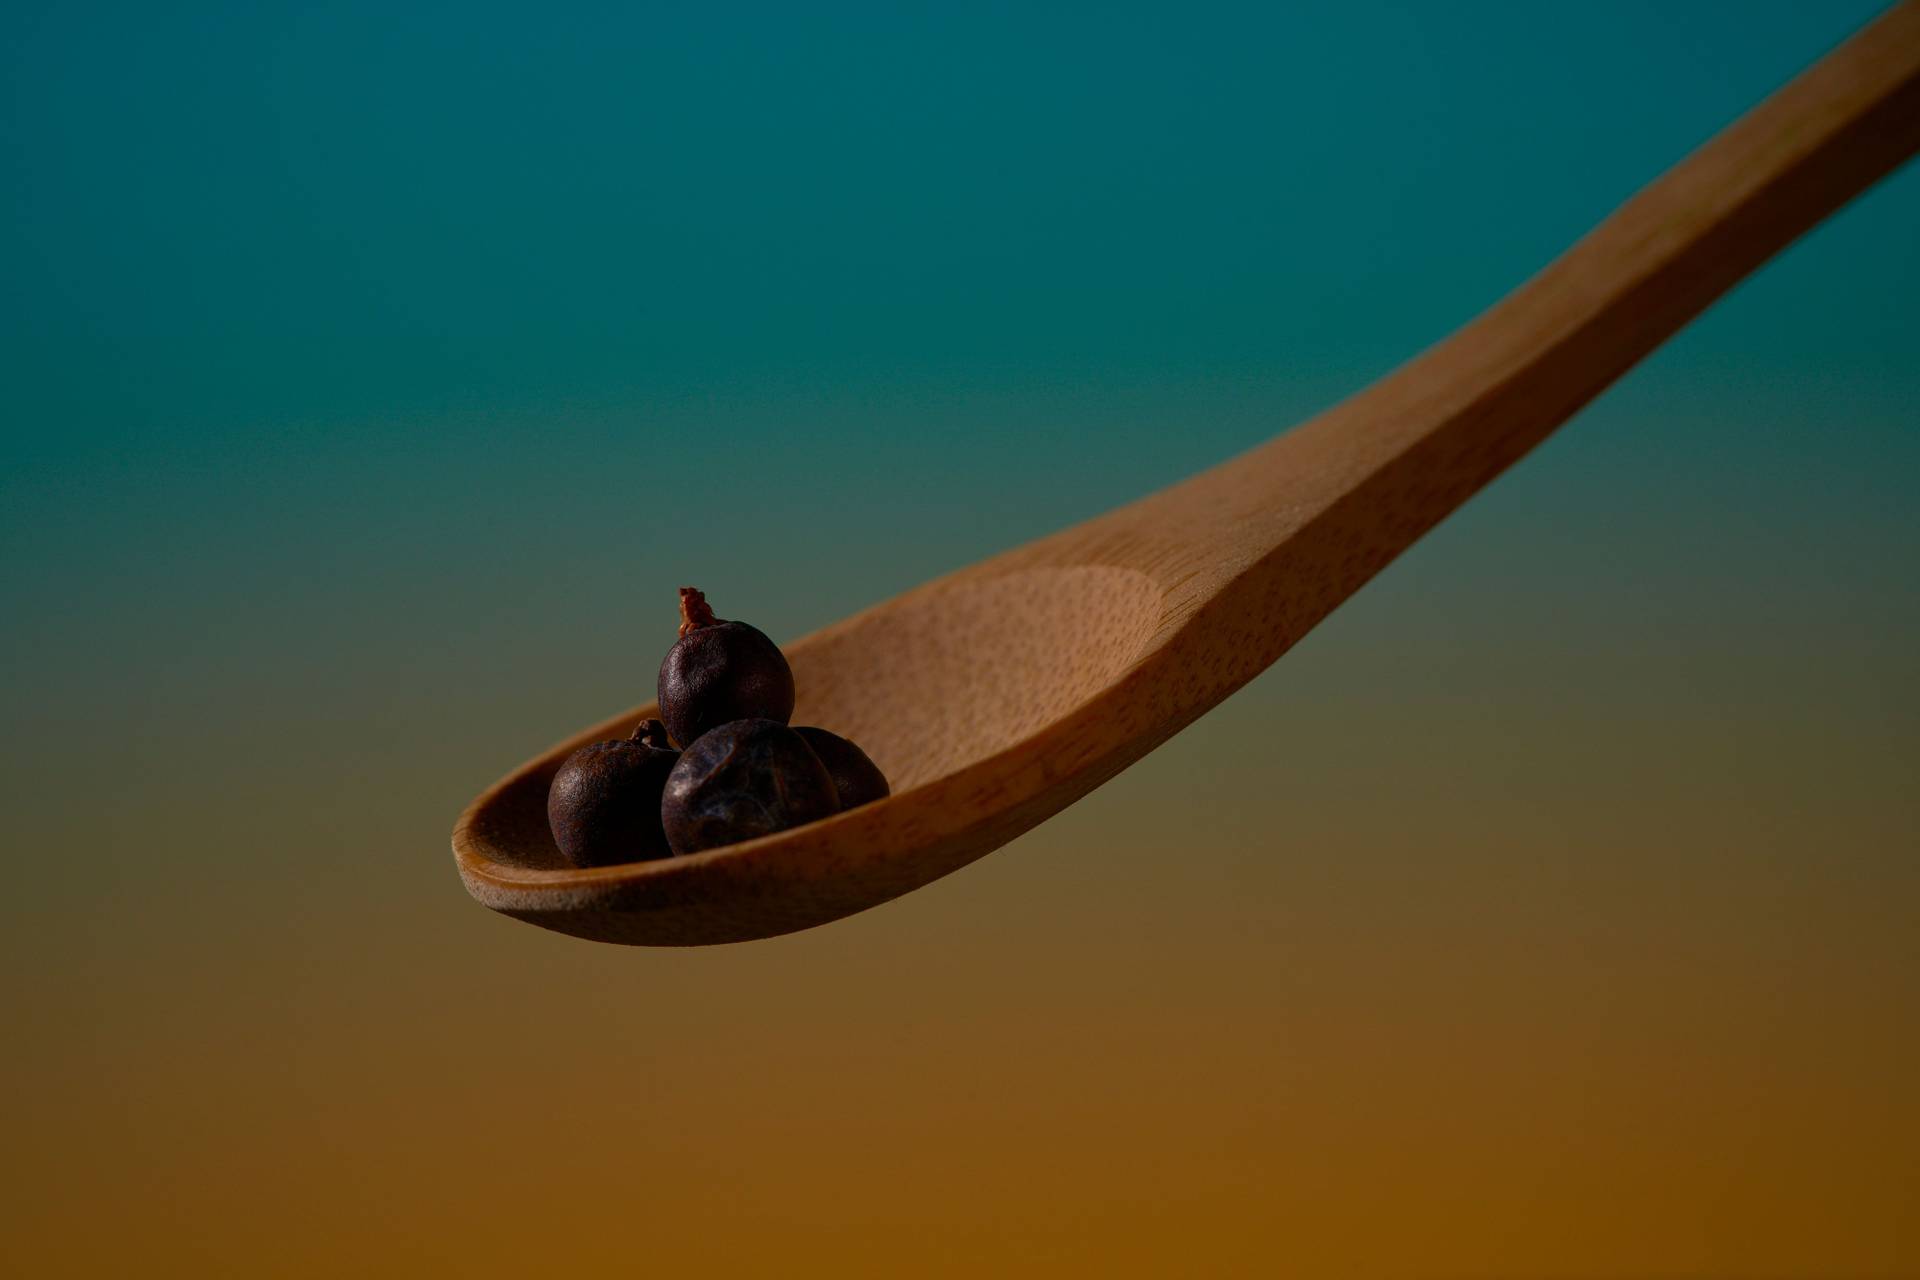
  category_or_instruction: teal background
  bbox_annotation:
[3,3,1916,1274]
[6,2,1916,641]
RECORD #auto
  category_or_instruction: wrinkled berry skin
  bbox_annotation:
[793,727,890,810]
[547,728,680,866]
[658,620,795,747]
[661,719,838,855]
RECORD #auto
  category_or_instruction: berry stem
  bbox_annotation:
[632,718,675,750]
[677,586,719,638]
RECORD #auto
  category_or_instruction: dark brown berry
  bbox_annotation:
[656,587,795,747]
[660,719,838,855]
[793,727,890,809]
[546,721,680,866]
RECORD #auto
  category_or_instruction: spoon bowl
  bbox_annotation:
[456,2,1920,945]
[457,560,1180,943]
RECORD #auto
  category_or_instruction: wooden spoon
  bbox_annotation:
[455,3,1920,946]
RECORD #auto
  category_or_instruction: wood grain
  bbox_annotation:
[455,2,1920,945]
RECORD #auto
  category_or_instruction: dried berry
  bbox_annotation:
[793,726,890,810]
[660,718,838,855]
[546,719,680,866]
[656,587,795,747]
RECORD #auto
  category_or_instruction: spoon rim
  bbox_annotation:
[451,582,1195,921]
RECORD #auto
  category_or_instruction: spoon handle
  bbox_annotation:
[1273,0,1920,516]
[1132,0,1920,649]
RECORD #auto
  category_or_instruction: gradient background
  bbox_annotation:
[4,2,1917,1275]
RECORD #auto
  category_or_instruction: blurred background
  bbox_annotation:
[4,1,1916,1274]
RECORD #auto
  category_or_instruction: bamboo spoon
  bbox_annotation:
[455,3,1920,946]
